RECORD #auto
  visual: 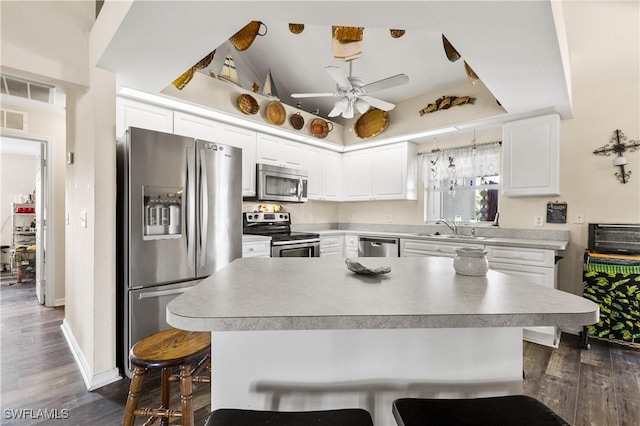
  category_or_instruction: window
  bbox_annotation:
[423,142,501,223]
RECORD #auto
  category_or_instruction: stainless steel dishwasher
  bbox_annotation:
[358,236,400,257]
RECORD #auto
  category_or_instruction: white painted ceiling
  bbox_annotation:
[99,1,572,124]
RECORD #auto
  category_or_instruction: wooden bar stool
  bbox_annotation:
[392,396,569,426]
[122,328,211,426]
[203,408,374,426]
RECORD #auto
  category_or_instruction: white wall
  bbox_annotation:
[0,153,37,247]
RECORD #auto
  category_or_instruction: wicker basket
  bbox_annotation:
[464,61,479,84]
[355,108,389,139]
[237,94,260,115]
[230,21,267,51]
[442,35,461,62]
[289,23,304,34]
[333,26,364,42]
[266,101,286,125]
[172,67,195,90]
[194,50,216,70]
[390,29,405,38]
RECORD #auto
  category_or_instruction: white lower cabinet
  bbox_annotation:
[487,245,560,348]
[400,239,482,258]
[344,235,359,258]
[320,235,343,257]
[242,237,271,258]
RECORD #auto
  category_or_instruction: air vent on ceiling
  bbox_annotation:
[1,75,54,104]
[0,109,27,131]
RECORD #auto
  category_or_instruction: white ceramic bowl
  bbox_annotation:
[453,247,489,276]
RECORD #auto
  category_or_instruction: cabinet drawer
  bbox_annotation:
[320,235,342,248]
[242,241,271,258]
[400,239,482,258]
[486,246,554,267]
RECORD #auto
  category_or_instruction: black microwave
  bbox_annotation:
[588,223,640,254]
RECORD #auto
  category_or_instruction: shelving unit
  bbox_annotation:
[10,202,36,278]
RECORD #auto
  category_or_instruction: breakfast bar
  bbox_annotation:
[167,257,598,425]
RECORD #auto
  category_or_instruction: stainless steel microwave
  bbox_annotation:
[256,163,308,203]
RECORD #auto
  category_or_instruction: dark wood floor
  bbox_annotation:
[1,272,639,425]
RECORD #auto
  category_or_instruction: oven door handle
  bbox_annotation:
[271,238,320,246]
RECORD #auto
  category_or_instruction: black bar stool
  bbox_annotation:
[203,408,374,426]
[392,396,569,426]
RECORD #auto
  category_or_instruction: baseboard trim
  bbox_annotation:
[53,297,65,307]
[60,320,122,391]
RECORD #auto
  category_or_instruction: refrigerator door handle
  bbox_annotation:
[199,148,209,267]
[186,147,196,267]
[138,286,192,299]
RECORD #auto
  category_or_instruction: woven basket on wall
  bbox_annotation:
[230,21,268,51]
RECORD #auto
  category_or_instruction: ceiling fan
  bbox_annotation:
[291,61,409,119]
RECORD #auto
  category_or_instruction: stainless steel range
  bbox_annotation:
[243,212,320,257]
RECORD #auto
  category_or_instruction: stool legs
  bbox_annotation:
[123,366,147,426]
[160,368,171,426]
[179,364,194,426]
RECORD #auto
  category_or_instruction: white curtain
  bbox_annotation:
[422,142,501,191]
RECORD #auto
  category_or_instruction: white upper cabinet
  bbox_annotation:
[303,146,342,201]
[256,133,304,169]
[343,142,417,201]
[116,98,174,136]
[173,111,223,141]
[343,149,373,200]
[502,114,560,197]
[222,125,257,197]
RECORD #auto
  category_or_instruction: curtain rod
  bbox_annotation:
[417,140,502,156]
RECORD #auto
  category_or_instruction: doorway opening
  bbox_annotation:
[0,136,48,304]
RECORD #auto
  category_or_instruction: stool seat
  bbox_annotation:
[392,396,569,426]
[203,408,374,426]
[123,329,211,426]
[130,328,211,369]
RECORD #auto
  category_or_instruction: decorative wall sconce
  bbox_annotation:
[593,129,640,183]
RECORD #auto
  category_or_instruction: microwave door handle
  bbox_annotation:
[297,177,303,201]
[199,149,209,267]
[186,147,195,268]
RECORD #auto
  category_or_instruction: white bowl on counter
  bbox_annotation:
[453,247,489,276]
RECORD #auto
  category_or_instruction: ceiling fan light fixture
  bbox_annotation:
[355,98,370,114]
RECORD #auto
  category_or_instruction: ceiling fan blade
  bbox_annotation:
[360,95,396,111]
[355,98,370,114]
[328,97,348,117]
[325,66,352,90]
[290,92,336,98]
[361,74,409,94]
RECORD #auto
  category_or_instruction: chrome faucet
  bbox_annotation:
[436,219,458,235]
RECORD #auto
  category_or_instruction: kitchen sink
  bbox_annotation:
[415,233,490,241]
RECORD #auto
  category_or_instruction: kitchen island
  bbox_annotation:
[167,257,598,425]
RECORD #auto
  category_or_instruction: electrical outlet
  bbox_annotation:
[574,212,585,224]
[386,214,393,223]
[534,215,544,227]
[308,213,314,222]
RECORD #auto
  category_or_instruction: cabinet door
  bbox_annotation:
[342,150,373,200]
[322,150,342,201]
[502,114,560,197]
[373,144,407,199]
[256,134,303,168]
[117,98,173,136]
[303,146,324,200]
[223,125,257,197]
[173,112,223,141]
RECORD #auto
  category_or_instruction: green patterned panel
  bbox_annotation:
[583,267,640,343]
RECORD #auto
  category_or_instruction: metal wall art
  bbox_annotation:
[419,95,476,116]
[593,129,640,184]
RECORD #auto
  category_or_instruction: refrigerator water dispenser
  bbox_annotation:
[143,186,182,239]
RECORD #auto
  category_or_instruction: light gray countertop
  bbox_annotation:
[167,257,597,332]
[315,229,568,251]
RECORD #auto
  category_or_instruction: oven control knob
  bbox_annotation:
[247,214,253,220]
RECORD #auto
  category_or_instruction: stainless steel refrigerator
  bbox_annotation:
[117,126,242,376]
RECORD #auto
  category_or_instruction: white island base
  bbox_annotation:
[211,327,523,426]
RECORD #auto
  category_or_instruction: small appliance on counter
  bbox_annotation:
[583,223,640,349]
[243,212,319,257]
